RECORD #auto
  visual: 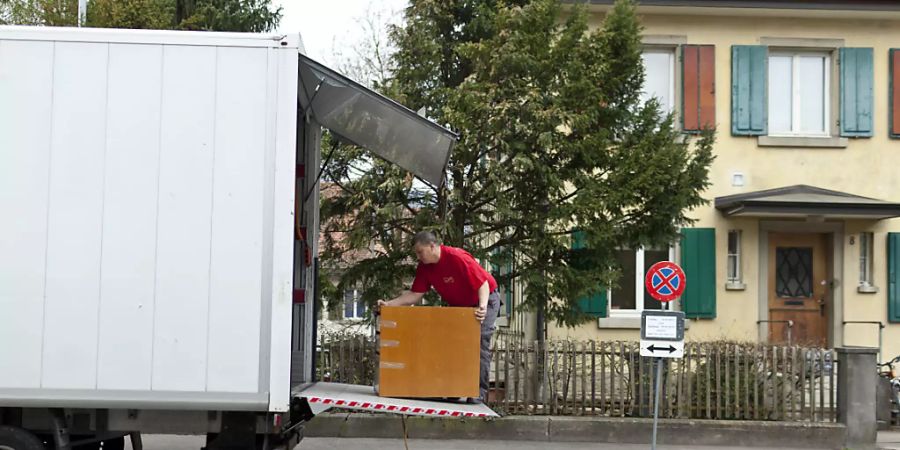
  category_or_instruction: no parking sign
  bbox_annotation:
[644,261,685,303]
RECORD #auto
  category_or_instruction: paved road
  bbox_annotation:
[880,430,900,450]
[127,435,832,450]
[129,432,900,450]
[294,439,825,450]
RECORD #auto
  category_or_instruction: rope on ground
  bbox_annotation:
[401,414,409,450]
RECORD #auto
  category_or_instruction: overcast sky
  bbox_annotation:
[277,0,409,63]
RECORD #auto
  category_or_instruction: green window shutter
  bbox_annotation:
[571,231,608,318]
[572,230,587,250]
[577,291,608,318]
[731,45,767,136]
[888,233,900,323]
[840,47,874,137]
[890,49,900,138]
[680,228,716,319]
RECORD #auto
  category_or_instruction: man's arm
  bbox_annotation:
[474,280,489,322]
[458,250,491,322]
[378,291,425,308]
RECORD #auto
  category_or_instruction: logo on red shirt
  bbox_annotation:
[443,276,455,284]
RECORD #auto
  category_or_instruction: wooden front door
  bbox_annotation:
[768,233,829,347]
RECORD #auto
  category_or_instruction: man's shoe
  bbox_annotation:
[465,397,483,404]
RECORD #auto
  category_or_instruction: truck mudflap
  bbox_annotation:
[292,382,499,418]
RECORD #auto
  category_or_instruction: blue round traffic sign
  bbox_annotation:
[644,261,686,302]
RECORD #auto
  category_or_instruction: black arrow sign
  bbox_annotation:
[646,344,676,354]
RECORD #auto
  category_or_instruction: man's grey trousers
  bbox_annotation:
[480,291,501,400]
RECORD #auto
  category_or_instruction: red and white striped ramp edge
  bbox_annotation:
[294,382,499,418]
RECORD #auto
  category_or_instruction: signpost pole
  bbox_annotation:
[651,356,663,450]
[643,261,685,450]
[652,300,671,450]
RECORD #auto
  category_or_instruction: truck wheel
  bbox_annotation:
[0,425,44,450]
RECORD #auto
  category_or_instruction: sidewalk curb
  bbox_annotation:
[303,413,846,449]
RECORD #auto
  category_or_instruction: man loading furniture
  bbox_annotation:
[378,231,500,403]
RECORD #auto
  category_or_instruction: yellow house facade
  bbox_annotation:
[503,0,900,363]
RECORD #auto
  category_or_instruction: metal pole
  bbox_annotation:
[78,0,87,26]
[756,319,793,345]
[787,321,792,347]
[650,300,670,450]
[651,357,663,450]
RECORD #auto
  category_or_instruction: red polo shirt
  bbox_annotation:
[410,245,498,307]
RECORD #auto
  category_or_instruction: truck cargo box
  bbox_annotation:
[0,26,300,413]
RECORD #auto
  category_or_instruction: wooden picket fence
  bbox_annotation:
[317,334,378,387]
[488,340,837,422]
[316,336,838,422]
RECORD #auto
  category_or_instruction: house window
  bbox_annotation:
[491,252,514,321]
[609,247,673,315]
[727,230,743,286]
[500,268,513,319]
[768,52,830,136]
[641,49,675,111]
[776,247,814,298]
[859,232,874,288]
[343,288,366,319]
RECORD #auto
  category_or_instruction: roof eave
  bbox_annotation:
[716,201,900,220]
[573,0,900,12]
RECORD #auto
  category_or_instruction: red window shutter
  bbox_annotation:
[698,46,716,128]
[683,46,700,130]
[682,45,716,132]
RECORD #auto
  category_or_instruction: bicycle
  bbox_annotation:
[877,355,900,428]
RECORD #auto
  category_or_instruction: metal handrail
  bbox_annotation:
[758,320,794,346]
[843,321,885,362]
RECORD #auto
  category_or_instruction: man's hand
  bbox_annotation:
[376,299,389,314]
[474,305,487,322]
[474,280,490,323]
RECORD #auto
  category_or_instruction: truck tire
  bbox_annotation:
[0,426,44,450]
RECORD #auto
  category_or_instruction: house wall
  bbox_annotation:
[544,9,900,361]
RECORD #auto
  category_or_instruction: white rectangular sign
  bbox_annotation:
[644,315,678,339]
[640,339,684,359]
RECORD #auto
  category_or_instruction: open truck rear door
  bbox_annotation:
[297,53,456,186]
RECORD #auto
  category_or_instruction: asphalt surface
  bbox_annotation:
[127,431,900,449]
[880,430,900,450]
[294,439,824,450]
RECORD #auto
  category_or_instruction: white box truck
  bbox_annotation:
[0,25,493,450]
